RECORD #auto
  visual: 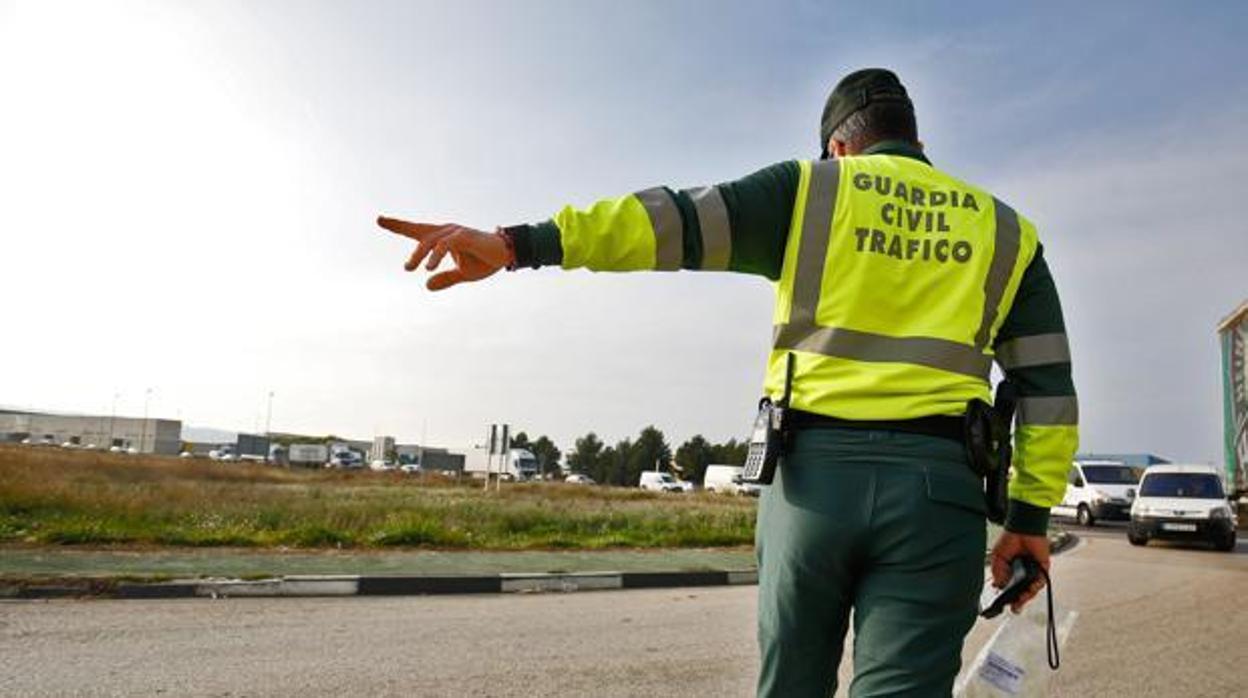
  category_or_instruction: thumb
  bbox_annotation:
[427,269,466,291]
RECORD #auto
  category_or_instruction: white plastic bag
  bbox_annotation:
[955,587,1077,697]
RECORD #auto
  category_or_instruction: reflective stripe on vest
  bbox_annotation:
[771,159,1019,380]
[684,186,732,271]
[1018,396,1079,425]
[635,187,683,271]
[976,199,1022,350]
[996,333,1071,369]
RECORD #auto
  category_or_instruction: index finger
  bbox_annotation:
[376,216,452,241]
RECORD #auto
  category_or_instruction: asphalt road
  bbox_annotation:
[2,525,1245,697]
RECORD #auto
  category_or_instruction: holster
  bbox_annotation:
[964,381,1018,525]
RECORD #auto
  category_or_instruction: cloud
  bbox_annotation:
[992,107,1248,461]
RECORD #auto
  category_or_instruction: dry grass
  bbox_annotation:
[0,445,756,550]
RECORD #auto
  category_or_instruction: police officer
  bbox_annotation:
[378,68,1077,697]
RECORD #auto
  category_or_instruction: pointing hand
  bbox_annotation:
[376,216,513,291]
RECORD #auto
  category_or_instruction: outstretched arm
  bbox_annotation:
[377,161,801,290]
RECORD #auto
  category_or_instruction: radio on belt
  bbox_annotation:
[742,353,795,485]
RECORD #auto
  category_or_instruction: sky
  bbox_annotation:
[1,1,1246,463]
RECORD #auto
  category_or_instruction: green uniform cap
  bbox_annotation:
[820,68,912,158]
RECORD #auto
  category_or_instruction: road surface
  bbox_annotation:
[1,524,1244,696]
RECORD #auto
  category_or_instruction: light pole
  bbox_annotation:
[418,418,427,470]
[108,391,119,446]
[139,388,152,453]
[265,391,274,435]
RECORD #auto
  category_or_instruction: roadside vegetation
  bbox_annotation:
[0,445,756,550]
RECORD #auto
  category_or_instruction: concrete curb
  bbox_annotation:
[2,533,1067,601]
[5,569,762,600]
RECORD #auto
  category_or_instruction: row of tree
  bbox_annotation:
[560,426,748,487]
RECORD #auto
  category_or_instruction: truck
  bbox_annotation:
[1219,299,1248,497]
[236,433,271,463]
[288,443,329,467]
[327,446,364,469]
[464,448,539,481]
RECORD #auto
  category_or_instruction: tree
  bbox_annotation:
[567,432,604,475]
[626,426,672,486]
[509,431,532,452]
[675,434,715,484]
[595,444,615,485]
[530,435,562,477]
[603,437,635,486]
[710,438,749,467]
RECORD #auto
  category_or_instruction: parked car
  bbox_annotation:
[639,471,684,493]
[370,459,397,472]
[1050,460,1140,526]
[108,445,123,453]
[1128,464,1237,551]
[399,463,422,475]
[703,464,762,496]
[179,451,194,458]
[565,473,596,485]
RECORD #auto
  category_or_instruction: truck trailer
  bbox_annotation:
[464,448,539,481]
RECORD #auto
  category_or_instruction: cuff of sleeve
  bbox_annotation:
[507,220,563,269]
[1004,499,1050,536]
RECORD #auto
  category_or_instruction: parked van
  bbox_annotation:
[1128,464,1237,551]
[1051,460,1140,526]
[639,471,684,493]
[703,464,761,497]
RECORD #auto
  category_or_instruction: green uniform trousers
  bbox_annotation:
[755,427,987,698]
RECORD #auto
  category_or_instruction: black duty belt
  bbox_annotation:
[787,409,965,444]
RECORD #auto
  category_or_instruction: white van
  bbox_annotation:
[703,464,761,497]
[1128,464,1237,551]
[1051,460,1140,526]
[639,471,684,493]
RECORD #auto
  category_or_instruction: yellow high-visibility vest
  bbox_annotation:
[765,155,1039,419]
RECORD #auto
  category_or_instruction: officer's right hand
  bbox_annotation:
[376,216,513,291]
[989,531,1051,613]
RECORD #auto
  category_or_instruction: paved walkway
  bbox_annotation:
[0,546,757,579]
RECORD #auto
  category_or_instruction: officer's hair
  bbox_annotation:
[831,102,918,151]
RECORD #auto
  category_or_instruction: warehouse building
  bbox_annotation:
[0,409,182,455]
[1076,452,1170,468]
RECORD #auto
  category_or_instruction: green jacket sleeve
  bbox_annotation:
[993,245,1079,535]
[507,161,801,279]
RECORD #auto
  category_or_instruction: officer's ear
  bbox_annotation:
[827,138,850,158]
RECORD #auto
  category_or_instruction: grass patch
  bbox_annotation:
[0,445,756,550]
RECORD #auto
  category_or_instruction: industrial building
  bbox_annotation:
[0,409,181,455]
[1076,452,1170,468]
[1,408,468,471]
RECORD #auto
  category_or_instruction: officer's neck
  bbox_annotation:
[859,139,931,165]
